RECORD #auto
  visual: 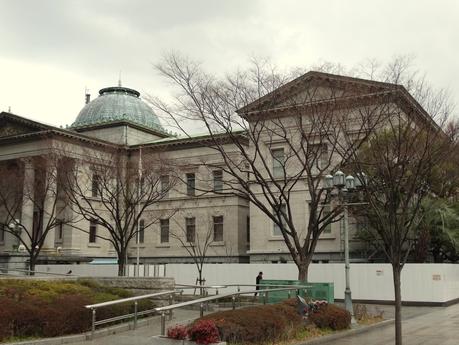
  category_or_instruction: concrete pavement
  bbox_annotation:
[60,303,457,345]
[318,303,459,345]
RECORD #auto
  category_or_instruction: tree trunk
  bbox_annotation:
[118,250,126,276]
[392,264,403,345]
[29,253,36,276]
[297,261,310,281]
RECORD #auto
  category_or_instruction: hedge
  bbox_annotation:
[0,279,155,342]
[198,299,303,344]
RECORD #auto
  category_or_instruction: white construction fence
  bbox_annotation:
[35,263,459,305]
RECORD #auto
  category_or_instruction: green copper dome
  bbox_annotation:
[71,86,164,131]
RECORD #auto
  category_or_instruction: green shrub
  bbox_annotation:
[0,279,138,342]
[309,304,351,330]
[199,301,303,344]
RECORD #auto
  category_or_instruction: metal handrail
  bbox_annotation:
[85,290,177,339]
[156,285,312,335]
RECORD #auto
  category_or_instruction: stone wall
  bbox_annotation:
[93,276,175,296]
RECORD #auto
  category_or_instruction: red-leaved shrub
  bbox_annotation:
[188,319,220,345]
[309,304,351,330]
[167,324,188,340]
[199,301,303,344]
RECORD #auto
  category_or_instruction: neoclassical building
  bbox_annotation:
[1,71,428,269]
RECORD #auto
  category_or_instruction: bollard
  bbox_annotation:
[134,301,138,329]
[168,294,174,321]
[91,308,96,339]
[232,295,236,310]
[200,303,204,317]
[161,312,166,336]
[216,288,219,295]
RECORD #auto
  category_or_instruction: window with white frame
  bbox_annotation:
[312,203,332,234]
[137,219,145,244]
[272,204,287,236]
[213,216,223,242]
[0,224,5,242]
[185,217,196,242]
[186,173,195,196]
[160,175,170,198]
[160,219,169,243]
[91,174,100,197]
[57,220,64,241]
[272,148,285,178]
[89,219,97,243]
[310,143,328,169]
[213,170,223,192]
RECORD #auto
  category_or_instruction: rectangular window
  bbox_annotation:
[310,144,328,169]
[160,219,169,243]
[0,225,5,242]
[91,174,100,197]
[213,216,224,242]
[161,175,170,197]
[186,217,196,243]
[272,148,285,178]
[213,170,223,192]
[57,221,64,240]
[137,219,145,244]
[322,205,332,233]
[137,177,145,194]
[186,173,195,196]
[246,216,250,243]
[89,219,97,243]
[273,204,286,236]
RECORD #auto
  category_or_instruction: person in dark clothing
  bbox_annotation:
[254,271,263,296]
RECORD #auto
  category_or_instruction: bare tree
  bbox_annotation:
[348,97,456,345]
[62,146,176,276]
[0,155,69,273]
[169,214,216,294]
[152,53,391,280]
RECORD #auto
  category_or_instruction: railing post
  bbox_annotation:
[288,290,291,299]
[232,295,236,310]
[216,288,219,295]
[91,308,96,339]
[161,312,166,336]
[168,294,174,321]
[200,303,204,317]
[133,301,138,329]
[263,291,268,305]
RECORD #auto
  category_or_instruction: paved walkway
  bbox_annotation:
[322,303,459,345]
[69,304,458,345]
[71,309,202,345]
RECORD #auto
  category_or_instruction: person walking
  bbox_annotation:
[254,271,263,296]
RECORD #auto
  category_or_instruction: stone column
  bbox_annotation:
[20,159,34,249]
[41,165,56,253]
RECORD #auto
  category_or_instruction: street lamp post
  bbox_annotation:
[324,171,363,323]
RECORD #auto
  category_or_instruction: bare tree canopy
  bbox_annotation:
[0,154,71,273]
[62,145,176,276]
[152,53,407,280]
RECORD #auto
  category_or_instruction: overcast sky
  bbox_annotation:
[1,0,458,128]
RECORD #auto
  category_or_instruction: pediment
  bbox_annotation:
[237,71,395,115]
[0,113,48,138]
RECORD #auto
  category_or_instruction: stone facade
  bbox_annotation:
[0,72,427,268]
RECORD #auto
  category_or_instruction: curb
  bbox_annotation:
[297,319,395,344]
